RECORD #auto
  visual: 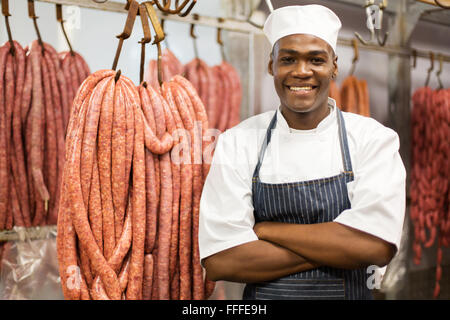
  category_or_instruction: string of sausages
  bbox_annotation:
[410,86,449,298]
[330,76,370,116]
[145,48,242,132]
[57,68,217,300]
[0,39,90,231]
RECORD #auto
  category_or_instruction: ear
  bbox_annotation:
[332,55,338,79]
[268,58,274,76]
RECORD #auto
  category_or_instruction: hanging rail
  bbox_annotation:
[31,0,450,64]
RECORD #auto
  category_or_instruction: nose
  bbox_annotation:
[292,61,313,78]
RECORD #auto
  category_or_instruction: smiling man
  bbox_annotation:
[198,5,406,300]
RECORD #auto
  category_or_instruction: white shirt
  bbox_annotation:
[199,98,406,275]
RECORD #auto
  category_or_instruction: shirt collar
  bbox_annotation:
[276,97,337,134]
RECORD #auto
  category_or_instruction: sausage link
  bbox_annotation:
[111,80,127,243]
[98,77,116,260]
[124,80,147,300]
[142,254,154,300]
[11,42,31,227]
[41,52,58,225]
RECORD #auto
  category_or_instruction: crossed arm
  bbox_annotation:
[202,221,396,283]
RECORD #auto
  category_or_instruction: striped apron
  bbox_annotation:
[242,108,372,300]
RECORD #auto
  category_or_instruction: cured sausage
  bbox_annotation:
[98,76,116,261]
[124,80,146,301]
[142,254,154,300]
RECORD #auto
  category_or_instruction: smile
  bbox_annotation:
[286,85,318,93]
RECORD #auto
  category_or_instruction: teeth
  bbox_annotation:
[289,86,312,91]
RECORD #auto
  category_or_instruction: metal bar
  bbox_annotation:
[33,0,450,63]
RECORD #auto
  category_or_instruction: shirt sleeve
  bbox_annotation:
[334,123,407,252]
[199,132,259,262]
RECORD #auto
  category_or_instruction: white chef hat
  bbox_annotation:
[263,4,342,54]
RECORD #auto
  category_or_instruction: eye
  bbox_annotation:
[280,56,295,64]
[311,57,326,64]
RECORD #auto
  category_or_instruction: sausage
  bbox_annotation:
[124,80,146,301]
[216,65,232,133]
[43,50,65,225]
[140,85,174,154]
[10,41,31,227]
[111,79,127,243]
[28,41,50,226]
[21,52,33,127]
[161,83,183,297]
[171,75,210,180]
[340,76,358,114]
[0,43,11,229]
[119,253,131,293]
[98,76,116,260]
[144,147,158,254]
[184,59,200,98]
[223,61,242,129]
[167,83,194,300]
[120,80,135,221]
[142,254,154,300]
[75,52,91,80]
[89,150,103,253]
[172,82,204,299]
[155,152,173,300]
[9,175,24,227]
[170,261,180,300]
[329,80,341,109]
[41,51,59,225]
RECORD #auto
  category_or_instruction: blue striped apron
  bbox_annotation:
[243,107,372,300]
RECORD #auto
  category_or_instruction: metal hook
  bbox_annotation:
[436,54,444,90]
[425,51,434,87]
[152,0,196,16]
[28,0,44,53]
[349,38,359,76]
[143,1,166,86]
[56,4,75,56]
[190,13,199,59]
[434,0,450,9]
[178,0,197,17]
[2,0,15,56]
[354,0,376,45]
[217,17,227,62]
[411,49,417,69]
[246,1,263,29]
[375,0,389,46]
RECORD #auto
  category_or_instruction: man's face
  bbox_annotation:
[268,34,337,114]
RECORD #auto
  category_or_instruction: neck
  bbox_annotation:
[280,102,331,130]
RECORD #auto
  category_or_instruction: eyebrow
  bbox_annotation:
[278,49,329,56]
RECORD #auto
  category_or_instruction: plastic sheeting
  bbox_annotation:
[0,227,63,300]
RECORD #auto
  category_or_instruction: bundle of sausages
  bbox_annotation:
[329,80,341,107]
[57,69,216,300]
[185,59,242,131]
[144,48,184,88]
[338,75,370,116]
[410,86,449,298]
[0,39,90,231]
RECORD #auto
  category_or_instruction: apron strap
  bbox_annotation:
[252,111,277,179]
[336,108,353,174]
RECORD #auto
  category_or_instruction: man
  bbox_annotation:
[199,4,406,300]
